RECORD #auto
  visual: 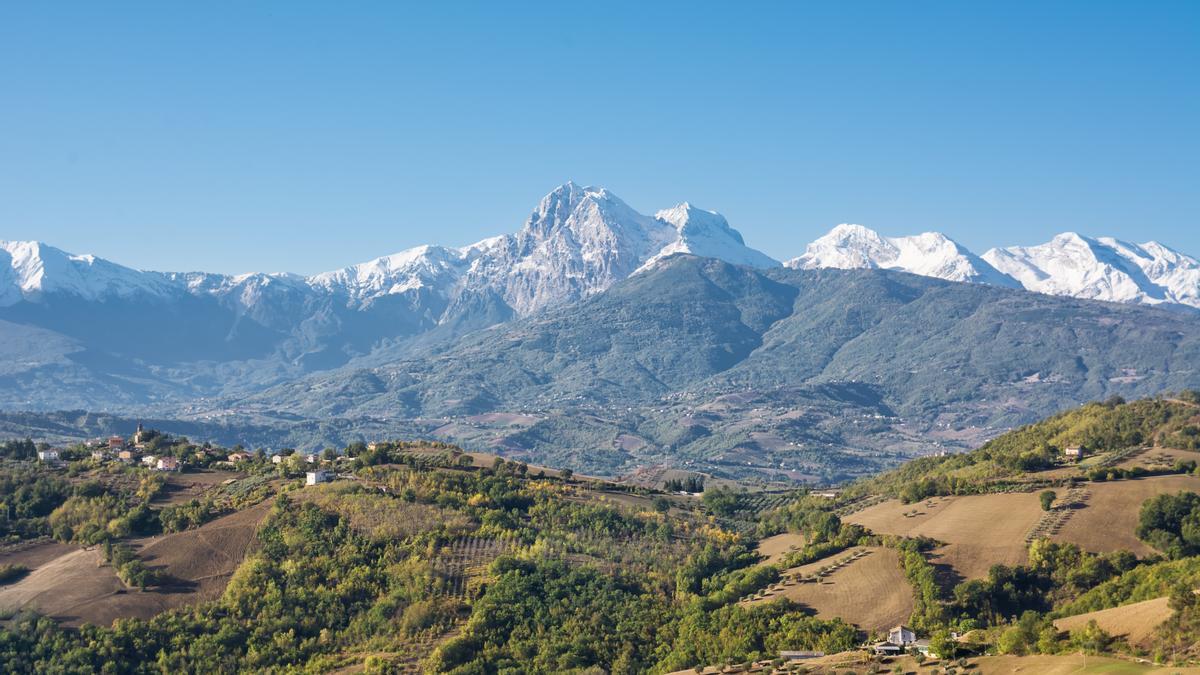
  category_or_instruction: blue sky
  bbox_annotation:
[2,2,1197,274]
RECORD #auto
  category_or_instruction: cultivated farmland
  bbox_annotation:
[742,546,913,633]
[1053,474,1200,556]
[1054,596,1173,646]
[846,493,1044,582]
[0,499,272,626]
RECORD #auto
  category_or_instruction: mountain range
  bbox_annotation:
[5,183,1197,320]
[2,183,1199,479]
[787,224,1200,309]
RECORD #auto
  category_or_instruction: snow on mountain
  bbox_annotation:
[983,233,1200,308]
[787,224,1019,287]
[5,189,1197,319]
[641,203,779,271]
[0,240,178,305]
[455,182,679,315]
[0,183,780,319]
[308,244,475,305]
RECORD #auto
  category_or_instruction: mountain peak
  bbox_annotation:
[828,223,884,239]
[642,204,777,271]
[790,224,1018,287]
[983,232,1200,307]
[0,239,178,304]
[655,202,736,237]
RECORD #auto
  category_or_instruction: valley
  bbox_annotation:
[4,255,1200,484]
[3,186,1200,486]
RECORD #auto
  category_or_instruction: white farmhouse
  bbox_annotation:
[306,470,332,486]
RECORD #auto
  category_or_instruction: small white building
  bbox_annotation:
[156,456,180,472]
[306,470,332,486]
[37,449,60,462]
[142,455,158,467]
[271,454,284,464]
[873,625,934,657]
[304,453,320,464]
[888,625,917,646]
[1064,446,1084,459]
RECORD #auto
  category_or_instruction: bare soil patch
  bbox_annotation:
[0,547,126,626]
[154,469,244,505]
[0,499,272,626]
[0,540,74,569]
[133,498,272,584]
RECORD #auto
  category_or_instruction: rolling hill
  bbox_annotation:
[6,395,1200,672]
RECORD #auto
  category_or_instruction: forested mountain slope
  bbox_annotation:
[209,256,1200,476]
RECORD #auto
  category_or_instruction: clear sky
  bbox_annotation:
[2,2,1197,275]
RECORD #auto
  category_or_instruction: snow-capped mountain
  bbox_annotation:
[3,185,1199,413]
[0,240,178,305]
[0,182,786,408]
[0,183,777,319]
[641,203,778,271]
[789,224,1200,310]
[983,233,1200,308]
[6,193,1197,319]
[457,183,680,315]
[786,224,1019,287]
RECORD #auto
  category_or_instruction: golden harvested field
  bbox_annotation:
[755,532,806,566]
[1054,597,1172,646]
[1053,474,1200,556]
[0,499,272,627]
[847,493,1044,581]
[1116,447,1200,471]
[744,546,912,633]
